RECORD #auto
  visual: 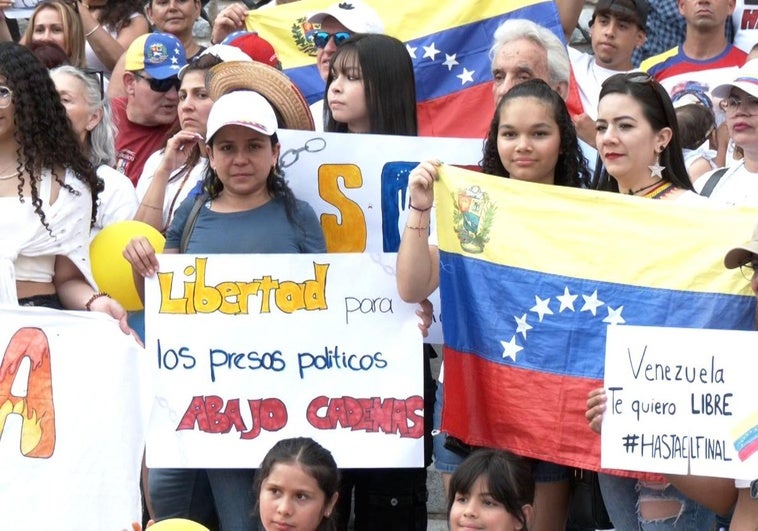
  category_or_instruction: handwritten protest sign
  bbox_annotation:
[277,130,482,343]
[0,306,149,530]
[144,252,423,469]
[602,325,758,480]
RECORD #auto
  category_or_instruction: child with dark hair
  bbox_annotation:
[675,103,717,183]
[447,449,535,531]
[255,437,340,531]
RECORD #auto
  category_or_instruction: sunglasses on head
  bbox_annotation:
[312,31,351,49]
[133,71,181,93]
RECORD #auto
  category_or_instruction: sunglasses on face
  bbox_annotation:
[133,71,181,93]
[312,31,351,49]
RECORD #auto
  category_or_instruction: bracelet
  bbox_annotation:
[85,24,101,38]
[409,202,432,212]
[140,203,162,210]
[85,291,110,311]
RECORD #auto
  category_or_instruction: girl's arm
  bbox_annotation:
[396,160,441,303]
[78,3,149,72]
[53,255,130,333]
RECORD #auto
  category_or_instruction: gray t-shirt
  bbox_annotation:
[165,195,326,254]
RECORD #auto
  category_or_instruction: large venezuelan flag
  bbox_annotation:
[246,0,563,138]
[435,165,758,471]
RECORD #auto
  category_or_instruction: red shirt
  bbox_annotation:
[112,97,175,186]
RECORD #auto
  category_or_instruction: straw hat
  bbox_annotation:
[206,61,315,131]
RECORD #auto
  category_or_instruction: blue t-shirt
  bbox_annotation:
[165,195,326,254]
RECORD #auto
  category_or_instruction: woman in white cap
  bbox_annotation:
[695,59,758,206]
[123,90,325,530]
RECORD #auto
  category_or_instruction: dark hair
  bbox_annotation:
[98,0,145,32]
[676,103,715,150]
[26,40,70,69]
[0,42,100,228]
[255,437,339,531]
[166,53,223,184]
[481,79,589,188]
[447,449,535,531]
[325,34,417,135]
[203,131,298,223]
[595,72,693,192]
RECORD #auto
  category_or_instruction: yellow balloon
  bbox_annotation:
[89,220,165,311]
[148,519,210,531]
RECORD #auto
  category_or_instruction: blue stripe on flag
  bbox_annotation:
[439,251,755,380]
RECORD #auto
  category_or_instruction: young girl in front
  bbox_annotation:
[448,449,535,531]
[396,78,589,531]
[256,437,340,531]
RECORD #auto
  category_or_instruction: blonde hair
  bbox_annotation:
[22,1,86,68]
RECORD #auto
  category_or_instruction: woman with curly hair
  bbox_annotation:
[76,0,148,76]
[396,78,589,530]
[0,42,128,329]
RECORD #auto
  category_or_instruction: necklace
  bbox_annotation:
[0,170,19,181]
[628,178,664,196]
[646,181,675,199]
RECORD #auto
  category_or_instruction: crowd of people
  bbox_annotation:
[3,0,758,529]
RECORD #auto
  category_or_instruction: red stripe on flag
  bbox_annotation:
[441,347,665,480]
[418,83,494,138]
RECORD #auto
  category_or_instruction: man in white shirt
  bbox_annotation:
[567,0,648,149]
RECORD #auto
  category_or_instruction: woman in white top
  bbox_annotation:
[77,0,148,77]
[51,65,138,239]
[0,42,127,330]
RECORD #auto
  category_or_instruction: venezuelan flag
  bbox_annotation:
[435,165,758,470]
[247,0,563,138]
[733,412,758,462]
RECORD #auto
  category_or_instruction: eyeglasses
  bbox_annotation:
[133,71,181,93]
[0,85,12,109]
[81,67,104,101]
[719,94,758,114]
[740,261,758,281]
[311,31,351,49]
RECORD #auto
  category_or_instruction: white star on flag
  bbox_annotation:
[456,67,474,85]
[603,306,625,325]
[514,313,532,339]
[530,296,553,322]
[501,336,523,361]
[406,44,417,59]
[442,53,459,71]
[423,42,440,61]
[556,286,577,312]
[580,290,604,316]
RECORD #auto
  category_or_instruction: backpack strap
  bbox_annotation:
[179,192,208,253]
[699,167,729,198]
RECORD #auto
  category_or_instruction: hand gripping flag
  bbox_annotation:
[435,165,758,470]
[246,0,564,138]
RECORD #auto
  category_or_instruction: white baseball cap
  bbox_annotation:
[205,91,278,143]
[177,44,252,79]
[307,0,384,34]
[712,59,758,100]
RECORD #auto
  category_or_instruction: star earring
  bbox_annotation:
[648,147,665,179]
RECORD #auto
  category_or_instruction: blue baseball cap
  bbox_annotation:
[125,32,187,79]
